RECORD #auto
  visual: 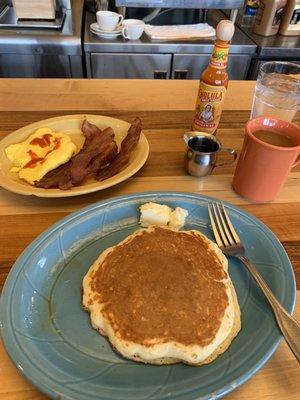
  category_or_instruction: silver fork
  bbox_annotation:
[208,202,300,363]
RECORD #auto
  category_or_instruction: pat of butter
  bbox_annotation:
[169,207,189,230]
[140,202,172,227]
[139,202,188,230]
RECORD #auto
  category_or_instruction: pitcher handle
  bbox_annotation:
[215,148,237,168]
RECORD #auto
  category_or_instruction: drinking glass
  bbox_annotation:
[250,61,300,122]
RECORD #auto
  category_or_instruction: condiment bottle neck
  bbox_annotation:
[208,39,230,70]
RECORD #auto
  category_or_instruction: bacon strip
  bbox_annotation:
[70,127,117,186]
[121,117,142,153]
[96,117,142,181]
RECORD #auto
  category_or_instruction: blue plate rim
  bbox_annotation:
[0,191,296,400]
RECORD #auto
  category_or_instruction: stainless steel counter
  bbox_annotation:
[229,13,300,79]
[246,30,300,79]
[84,9,257,80]
[221,10,300,58]
[0,0,84,77]
[116,0,244,7]
[84,10,256,55]
[239,27,300,58]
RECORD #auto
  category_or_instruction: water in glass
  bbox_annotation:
[251,62,300,122]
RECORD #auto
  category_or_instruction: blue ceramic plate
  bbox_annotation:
[0,192,296,400]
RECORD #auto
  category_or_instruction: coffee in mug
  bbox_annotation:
[232,116,300,202]
[252,130,296,148]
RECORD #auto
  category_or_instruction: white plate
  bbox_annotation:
[90,23,122,34]
[0,114,149,198]
[91,30,122,38]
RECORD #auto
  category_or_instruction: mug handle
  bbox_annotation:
[292,153,300,167]
[122,27,129,39]
[214,148,237,168]
[118,15,124,25]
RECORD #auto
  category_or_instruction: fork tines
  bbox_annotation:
[208,203,240,248]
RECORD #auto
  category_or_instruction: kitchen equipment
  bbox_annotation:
[208,202,300,361]
[116,0,244,8]
[116,1,244,25]
[183,132,237,177]
[253,0,287,36]
[0,0,70,29]
[241,0,260,27]
[12,0,56,20]
[0,0,84,78]
[84,10,256,80]
[279,0,300,36]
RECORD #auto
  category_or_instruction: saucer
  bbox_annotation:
[90,23,122,34]
[90,29,122,38]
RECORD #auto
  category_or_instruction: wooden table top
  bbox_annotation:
[0,79,299,400]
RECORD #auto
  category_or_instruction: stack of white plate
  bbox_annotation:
[90,23,122,38]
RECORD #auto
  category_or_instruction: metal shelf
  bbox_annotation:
[0,6,66,29]
[116,0,244,9]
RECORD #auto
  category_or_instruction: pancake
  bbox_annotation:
[82,226,241,365]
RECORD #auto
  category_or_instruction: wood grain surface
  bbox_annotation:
[0,79,299,399]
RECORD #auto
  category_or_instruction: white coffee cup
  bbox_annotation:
[96,11,124,32]
[122,19,145,40]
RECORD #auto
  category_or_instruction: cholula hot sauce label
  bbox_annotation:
[210,43,229,69]
[193,82,227,134]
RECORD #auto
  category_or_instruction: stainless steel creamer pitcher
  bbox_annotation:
[184,132,237,177]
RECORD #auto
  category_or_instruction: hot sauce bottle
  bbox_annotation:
[192,20,235,135]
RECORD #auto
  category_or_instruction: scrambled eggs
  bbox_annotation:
[5,127,77,185]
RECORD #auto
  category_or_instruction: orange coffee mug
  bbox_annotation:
[232,116,300,203]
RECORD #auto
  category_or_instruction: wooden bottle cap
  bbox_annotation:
[216,20,235,42]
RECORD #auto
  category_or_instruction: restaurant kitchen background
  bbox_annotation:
[0,0,299,79]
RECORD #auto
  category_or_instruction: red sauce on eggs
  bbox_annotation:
[29,134,53,148]
[24,136,62,168]
[24,150,44,168]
